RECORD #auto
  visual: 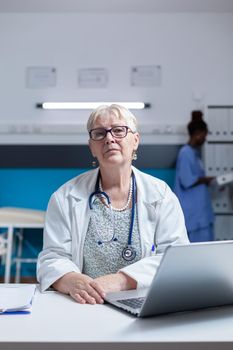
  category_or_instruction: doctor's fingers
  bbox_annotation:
[72,285,104,304]
[90,281,106,298]
[84,284,105,304]
[69,288,94,304]
[73,290,96,304]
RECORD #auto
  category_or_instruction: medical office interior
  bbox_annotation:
[0,0,233,283]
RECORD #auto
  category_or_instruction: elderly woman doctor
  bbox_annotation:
[37,104,189,304]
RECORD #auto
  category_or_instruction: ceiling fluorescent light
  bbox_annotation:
[36,102,150,110]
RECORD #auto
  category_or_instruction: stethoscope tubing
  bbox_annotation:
[128,173,135,246]
[89,172,136,248]
[89,190,110,209]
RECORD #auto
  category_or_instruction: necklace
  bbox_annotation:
[99,177,133,212]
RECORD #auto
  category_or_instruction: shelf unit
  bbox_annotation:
[205,106,233,240]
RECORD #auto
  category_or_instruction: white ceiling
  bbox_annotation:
[0,0,233,13]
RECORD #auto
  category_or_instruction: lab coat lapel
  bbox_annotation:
[133,167,161,254]
[69,168,99,268]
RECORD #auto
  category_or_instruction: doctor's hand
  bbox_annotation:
[92,272,137,294]
[52,272,105,304]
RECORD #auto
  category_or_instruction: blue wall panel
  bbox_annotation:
[0,168,175,210]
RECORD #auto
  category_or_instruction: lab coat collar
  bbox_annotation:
[132,166,165,205]
[69,168,99,201]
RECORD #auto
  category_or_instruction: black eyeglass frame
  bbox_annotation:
[89,126,134,141]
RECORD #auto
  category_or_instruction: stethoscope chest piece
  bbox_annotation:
[122,245,136,261]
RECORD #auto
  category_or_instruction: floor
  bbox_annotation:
[0,276,37,283]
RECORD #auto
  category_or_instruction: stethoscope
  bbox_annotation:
[89,172,137,262]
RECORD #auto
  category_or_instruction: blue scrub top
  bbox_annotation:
[174,144,214,232]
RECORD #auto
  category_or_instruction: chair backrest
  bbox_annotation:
[0,233,8,256]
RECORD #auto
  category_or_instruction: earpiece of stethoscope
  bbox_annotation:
[97,237,118,245]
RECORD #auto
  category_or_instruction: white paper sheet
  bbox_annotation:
[0,284,36,313]
[216,172,233,186]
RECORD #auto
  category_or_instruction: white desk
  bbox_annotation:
[0,208,45,282]
[1,286,233,350]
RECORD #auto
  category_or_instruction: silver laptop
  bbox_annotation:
[105,240,233,317]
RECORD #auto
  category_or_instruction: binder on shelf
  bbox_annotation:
[0,284,36,314]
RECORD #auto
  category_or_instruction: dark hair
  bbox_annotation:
[187,110,208,136]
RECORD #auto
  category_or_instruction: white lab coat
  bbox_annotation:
[37,166,189,292]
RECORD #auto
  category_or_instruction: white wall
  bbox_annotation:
[0,12,233,129]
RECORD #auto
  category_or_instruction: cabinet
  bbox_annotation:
[205,106,233,240]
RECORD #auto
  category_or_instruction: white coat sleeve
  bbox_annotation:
[119,186,189,289]
[37,192,80,291]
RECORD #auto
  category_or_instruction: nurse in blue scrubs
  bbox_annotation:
[174,110,215,242]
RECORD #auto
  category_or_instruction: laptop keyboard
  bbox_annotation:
[117,297,145,309]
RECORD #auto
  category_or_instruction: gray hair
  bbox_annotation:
[87,104,138,133]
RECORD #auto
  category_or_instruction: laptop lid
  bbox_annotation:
[105,241,233,317]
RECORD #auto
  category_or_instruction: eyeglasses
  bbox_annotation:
[89,126,133,141]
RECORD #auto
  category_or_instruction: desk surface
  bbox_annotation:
[1,286,233,350]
